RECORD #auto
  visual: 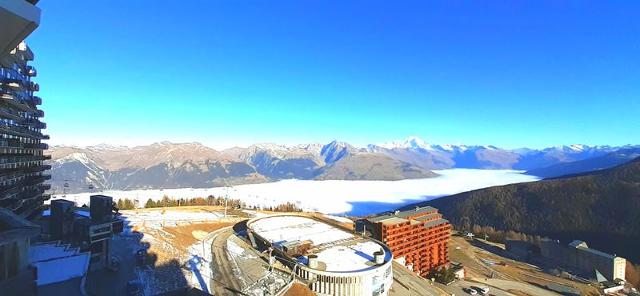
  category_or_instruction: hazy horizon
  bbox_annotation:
[47,136,638,151]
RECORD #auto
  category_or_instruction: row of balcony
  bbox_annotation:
[0,175,51,195]
[0,121,48,139]
[0,154,51,163]
[0,162,46,170]
[0,157,49,169]
[0,166,51,182]
[0,186,46,205]
[0,138,47,149]
[0,165,51,179]
[404,251,448,263]
[17,194,48,219]
[0,115,47,130]
[388,235,449,249]
[1,88,41,107]
[1,77,38,92]
[0,93,47,117]
[389,238,449,256]
[384,225,451,242]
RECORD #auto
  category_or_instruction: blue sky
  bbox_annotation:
[28,1,639,149]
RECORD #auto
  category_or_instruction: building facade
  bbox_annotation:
[0,1,44,293]
[0,40,50,218]
[540,239,626,282]
[0,0,40,57]
[0,208,39,296]
[357,206,452,277]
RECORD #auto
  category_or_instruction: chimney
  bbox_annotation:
[373,250,385,265]
[308,254,319,269]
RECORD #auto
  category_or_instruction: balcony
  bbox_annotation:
[0,165,50,178]
[0,138,23,148]
[23,142,48,149]
[0,107,22,121]
[28,81,38,92]
[32,95,41,105]
[22,117,45,127]
[0,0,41,60]
[0,122,46,139]
[0,175,50,194]
[0,92,15,100]
[0,89,33,111]
[25,65,36,77]
[0,154,50,166]
[1,78,23,90]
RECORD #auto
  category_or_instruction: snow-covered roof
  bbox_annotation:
[249,215,390,273]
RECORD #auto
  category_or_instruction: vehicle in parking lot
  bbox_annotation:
[464,287,478,295]
[472,286,490,295]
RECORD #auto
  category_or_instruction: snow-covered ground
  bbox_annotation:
[121,209,224,229]
[30,243,90,286]
[118,209,230,295]
[185,230,221,294]
[323,214,353,224]
[50,169,539,215]
[250,216,354,247]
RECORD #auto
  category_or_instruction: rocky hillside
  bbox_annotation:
[49,141,435,193]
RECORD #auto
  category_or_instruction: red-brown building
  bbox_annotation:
[357,206,451,277]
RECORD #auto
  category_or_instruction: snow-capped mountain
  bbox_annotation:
[48,140,435,193]
[368,137,627,170]
[47,137,638,193]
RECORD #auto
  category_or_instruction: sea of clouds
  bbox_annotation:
[50,169,539,215]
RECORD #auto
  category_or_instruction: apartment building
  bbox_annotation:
[1,0,49,219]
[541,239,626,282]
[357,206,452,277]
[0,1,44,294]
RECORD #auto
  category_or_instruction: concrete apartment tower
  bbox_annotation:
[0,0,45,295]
[1,0,49,219]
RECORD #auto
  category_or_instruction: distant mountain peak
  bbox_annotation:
[55,152,93,165]
[90,143,129,150]
[321,140,355,163]
[378,136,434,150]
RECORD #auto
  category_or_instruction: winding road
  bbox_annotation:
[209,228,245,295]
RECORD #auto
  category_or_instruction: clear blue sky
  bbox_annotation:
[28,1,639,149]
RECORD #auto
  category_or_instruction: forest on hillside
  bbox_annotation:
[409,158,640,262]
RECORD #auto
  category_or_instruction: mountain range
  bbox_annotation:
[48,137,638,193]
[407,156,640,262]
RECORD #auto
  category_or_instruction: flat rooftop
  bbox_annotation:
[423,218,449,228]
[367,206,438,223]
[379,216,409,225]
[250,215,391,273]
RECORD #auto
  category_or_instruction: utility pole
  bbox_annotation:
[224,186,228,218]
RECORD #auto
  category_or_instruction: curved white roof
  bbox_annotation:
[250,215,390,273]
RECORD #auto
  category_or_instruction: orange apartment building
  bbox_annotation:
[356,206,451,277]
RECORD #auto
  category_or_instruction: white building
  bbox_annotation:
[247,215,394,296]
